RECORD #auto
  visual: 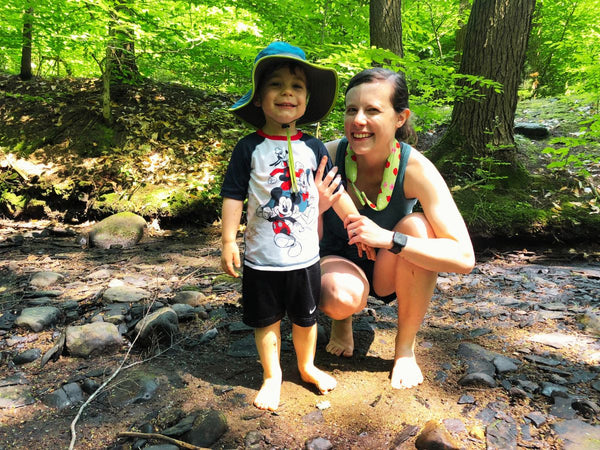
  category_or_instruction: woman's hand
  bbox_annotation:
[315,156,344,214]
[344,214,394,252]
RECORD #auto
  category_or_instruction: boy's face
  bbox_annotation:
[254,65,308,134]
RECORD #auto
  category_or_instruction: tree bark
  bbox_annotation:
[20,5,34,81]
[370,0,403,58]
[430,0,536,173]
[111,0,140,82]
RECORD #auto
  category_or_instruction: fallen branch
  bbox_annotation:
[116,431,208,450]
[68,293,160,450]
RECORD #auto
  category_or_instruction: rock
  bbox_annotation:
[0,385,35,409]
[82,378,100,394]
[514,122,550,139]
[390,425,420,447]
[442,418,466,434]
[465,358,496,376]
[486,413,517,450]
[493,355,520,373]
[183,409,228,447]
[29,271,63,288]
[245,430,264,447]
[134,307,179,344]
[200,327,218,344]
[302,410,324,424]
[170,303,196,320]
[458,372,497,388]
[88,212,146,249]
[551,419,600,449]
[551,396,577,419]
[305,437,333,450]
[108,370,160,407]
[172,290,207,306]
[103,285,150,303]
[0,311,18,330]
[458,394,475,404]
[15,306,61,331]
[415,420,461,450]
[577,312,600,336]
[572,398,600,419]
[524,354,562,367]
[227,334,258,357]
[12,348,42,365]
[541,382,568,397]
[42,382,84,409]
[66,322,123,358]
[162,414,198,436]
[525,411,547,427]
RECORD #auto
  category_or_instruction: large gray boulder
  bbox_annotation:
[88,212,146,249]
[134,307,179,344]
[66,322,123,358]
[15,306,61,332]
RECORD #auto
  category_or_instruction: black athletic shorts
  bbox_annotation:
[242,262,320,328]
[354,255,397,304]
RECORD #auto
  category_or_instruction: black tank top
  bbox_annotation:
[320,137,417,263]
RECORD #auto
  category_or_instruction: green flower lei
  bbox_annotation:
[345,140,401,211]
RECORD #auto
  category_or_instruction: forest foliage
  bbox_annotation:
[0,0,599,240]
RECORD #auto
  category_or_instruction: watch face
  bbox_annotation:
[390,232,407,254]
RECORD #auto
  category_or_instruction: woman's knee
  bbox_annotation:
[320,272,367,320]
[396,213,436,239]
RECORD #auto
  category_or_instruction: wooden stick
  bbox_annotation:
[116,431,209,450]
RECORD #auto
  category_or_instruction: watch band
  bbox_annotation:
[389,231,408,254]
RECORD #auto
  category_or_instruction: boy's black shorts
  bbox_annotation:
[242,262,320,328]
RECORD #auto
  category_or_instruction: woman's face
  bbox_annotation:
[344,80,408,156]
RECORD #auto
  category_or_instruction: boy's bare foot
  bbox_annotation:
[390,355,423,389]
[326,317,353,357]
[300,366,337,394]
[253,377,281,411]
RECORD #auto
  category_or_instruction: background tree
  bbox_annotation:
[370,0,403,58]
[19,2,33,80]
[429,0,537,179]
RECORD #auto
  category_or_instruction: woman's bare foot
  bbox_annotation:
[300,366,337,394]
[390,355,423,389]
[253,377,282,411]
[326,317,354,357]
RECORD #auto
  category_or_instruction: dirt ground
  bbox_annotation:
[1,220,600,449]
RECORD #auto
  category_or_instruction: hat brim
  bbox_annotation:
[231,55,338,129]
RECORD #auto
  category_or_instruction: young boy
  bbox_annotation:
[220,41,359,411]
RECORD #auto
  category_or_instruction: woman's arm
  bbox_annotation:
[345,149,475,273]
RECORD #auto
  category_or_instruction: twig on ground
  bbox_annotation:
[116,431,209,450]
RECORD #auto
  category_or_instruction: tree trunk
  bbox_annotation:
[20,5,33,81]
[370,0,403,58]
[103,36,113,124]
[430,0,536,177]
[111,0,140,82]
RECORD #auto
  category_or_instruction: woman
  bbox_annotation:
[318,68,475,389]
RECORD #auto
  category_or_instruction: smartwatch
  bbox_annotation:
[389,232,408,254]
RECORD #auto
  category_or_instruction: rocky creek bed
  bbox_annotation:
[1,218,600,449]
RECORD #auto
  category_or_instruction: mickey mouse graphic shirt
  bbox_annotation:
[221,130,333,271]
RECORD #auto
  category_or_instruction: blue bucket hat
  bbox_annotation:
[230,41,338,129]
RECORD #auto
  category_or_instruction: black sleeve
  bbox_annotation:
[220,138,252,200]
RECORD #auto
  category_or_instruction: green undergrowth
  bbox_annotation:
[1,73,599,244]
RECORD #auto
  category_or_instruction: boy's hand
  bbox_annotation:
[221,241,241,277]
[315,156,344,214]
